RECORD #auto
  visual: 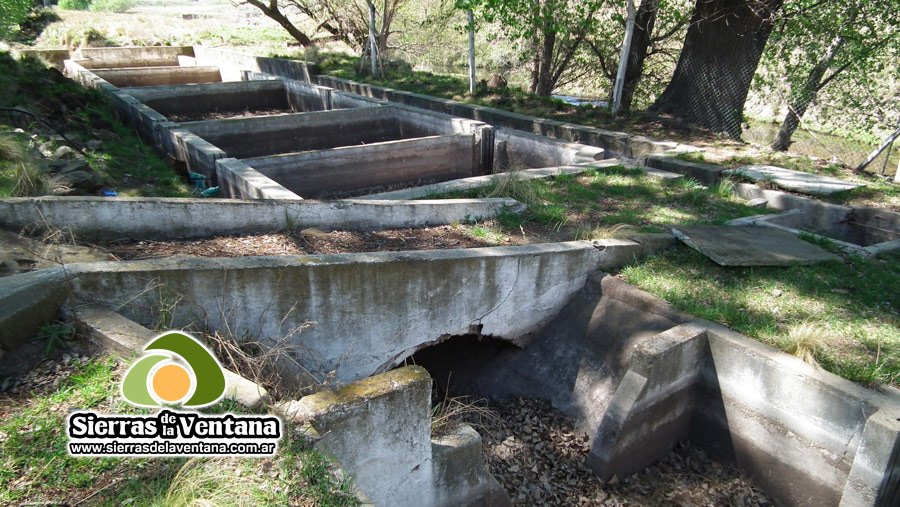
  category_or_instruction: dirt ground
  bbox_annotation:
[102,225,521,260]
[477,398,771,507]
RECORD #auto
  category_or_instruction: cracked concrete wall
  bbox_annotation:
[65,242,601,382]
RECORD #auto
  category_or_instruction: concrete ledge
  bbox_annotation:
[194,46,312,82]
[71,303,270,410]
[591,233,677,270]
[357,165,595,200]
[123,80,290,119]
[0,196,524,240]
[92,66,222,88]
[0,268,70,352]
[216,158,303,200]
[495,128,606,169]
[77,46,194,69]
[244,134,478,198]
[642,155,724,186]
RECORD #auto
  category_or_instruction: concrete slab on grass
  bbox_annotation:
[724,165,861,196]
[671,225,842,266]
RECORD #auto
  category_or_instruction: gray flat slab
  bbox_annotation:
[671,225,842,266]
[723,165,861,196]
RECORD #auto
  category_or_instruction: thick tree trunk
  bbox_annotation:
[771,36,845,151]
[619,0,660,112]
[535,29,557,96]
[244,1,312,46]
[649,0,783,138]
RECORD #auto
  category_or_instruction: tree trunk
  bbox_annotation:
[771,35,846,150]
[535,28,557,96]
[649,0,783,138]
[619,0,659,112]
[245,1,313,46]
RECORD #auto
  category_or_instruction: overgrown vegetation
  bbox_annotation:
[620,247,899,386]
[0,352,357,505]
[0,53,191,197]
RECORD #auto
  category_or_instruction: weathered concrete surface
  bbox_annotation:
[587,323,707,479]
[358,165,595,200]
[279,366,510,507]
[0,267,70,352]
[642,155,723,186]
[725,165,862,196]
[591,234,677,270]
[124,80,292,120]
[671,225,842,266]
[0,228,113,274]
[193,46,312,83]
[76,46,194,69]
[0,197,524,240]
[314,74,679,158]
[92,66,222,88]
[410,273,900,506]
[494,128,606,169]
[244,134,479,198]
[67,242,601,382]
[14,48,71,70]
[215,158,303,200]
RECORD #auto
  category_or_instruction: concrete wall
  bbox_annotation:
[177,108,403,159]
[123,80,292,120]
[0,267,70,352]
[411,273,900,507]
[67,242,601,382]
[314,75,679,158]
[278,366,509,507]
[642,155,724,186]
[0,196,524,240]
[75,46,194,69]
[193,46,312,83]
[92,66,223,88]
[215,158,303,200]
[495,128,606,169]
[244,134,479,198]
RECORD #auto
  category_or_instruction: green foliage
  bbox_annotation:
[90,0,134,13]
[58,0,92,10]
[0,0,30,39]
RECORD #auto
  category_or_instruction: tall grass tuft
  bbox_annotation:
[11,162,48,197]
[781,323,830,366]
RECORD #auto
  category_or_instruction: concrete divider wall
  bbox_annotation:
[193,46,312,82]
[68,242,601,382]
[177,108,402,159]
[244,134,479,198]
[642,155,724,186]
[92,66,223,88]
[215,158,303,200]
[76,46,194,69]
[123,80,291,119]
[495,128,606,169]
[0,267,71,352]
[314,74,678,158]
[0,196,524,240]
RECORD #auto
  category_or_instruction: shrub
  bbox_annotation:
[0,0,31,39]
[58,0,91,10]
[90,0,134,13]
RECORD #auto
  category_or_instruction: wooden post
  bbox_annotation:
[368,1,377,76]
[467,10,476,95]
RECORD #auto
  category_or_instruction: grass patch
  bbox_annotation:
[620,246,900,387]
[0,353,357,505]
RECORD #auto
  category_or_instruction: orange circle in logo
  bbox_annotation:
[152,364,191,403]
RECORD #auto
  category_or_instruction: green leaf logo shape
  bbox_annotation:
[121,331,226,408]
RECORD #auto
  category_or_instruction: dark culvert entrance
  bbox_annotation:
[406,335,772,506]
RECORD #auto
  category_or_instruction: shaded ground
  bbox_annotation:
[476,398,770,506]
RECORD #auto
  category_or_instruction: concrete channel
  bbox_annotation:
[2,45,899,506]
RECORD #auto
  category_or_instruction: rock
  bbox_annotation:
[52,145,77,160]
[38,141,55,158]
[46,158,89,174]
[86,139,103,151]
[487,74,508,90]
[747,197,768,208]
[50,170,103,194]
